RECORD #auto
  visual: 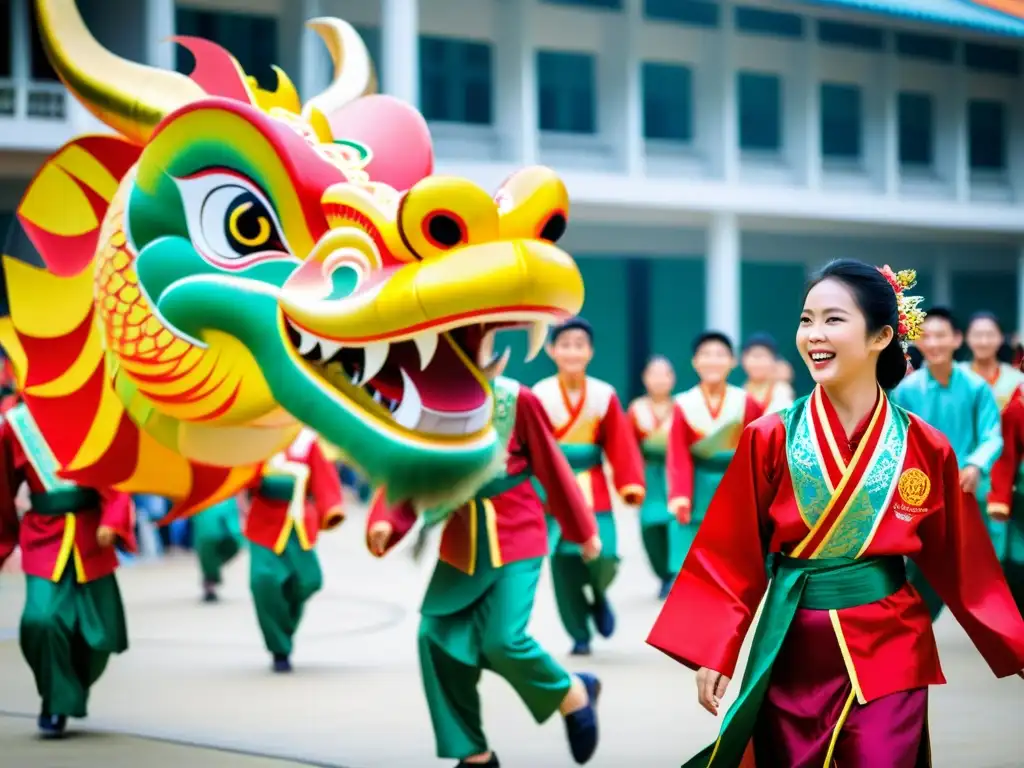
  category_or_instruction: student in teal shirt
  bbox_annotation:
[892,307,1003,620]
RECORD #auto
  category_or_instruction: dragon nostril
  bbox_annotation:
[539,213,567,243]
[426,213,464,248]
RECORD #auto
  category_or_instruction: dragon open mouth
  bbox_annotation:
[284,318,546,437]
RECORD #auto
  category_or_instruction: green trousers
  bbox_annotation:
[641,522,673,582]
[249,533,323,656]
[193,500,243,584]
[19,570,127,718]
[418,557,571,759]
[547,513,619,643]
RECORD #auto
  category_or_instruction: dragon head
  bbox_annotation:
[36,0,583,507]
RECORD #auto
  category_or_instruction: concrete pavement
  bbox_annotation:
[0,506,1021,767]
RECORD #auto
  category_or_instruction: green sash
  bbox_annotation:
[560,443,602,472]
[30,488,100,516]
[686,556,906,768]
[6,404,76,492]
[258,475,308,501]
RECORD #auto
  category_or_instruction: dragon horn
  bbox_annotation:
[301,17,377,129]
[35,0,205,145]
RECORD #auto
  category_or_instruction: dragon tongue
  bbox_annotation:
[385,337,487,414]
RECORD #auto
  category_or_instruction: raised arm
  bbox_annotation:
[599,393,645,505]
[518,388,597,545]
[647,417,782,678]
[308,441,345,529]
[666,404,695,521]
[914,444,1024,678]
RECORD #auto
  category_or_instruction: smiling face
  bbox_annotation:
[741,345,776,383]
[797,278,892,387]
[115,97,583,504]
[966,316,1003,364]
[692,340,734,386]
[642,358,675,399]
[548,328,593,377]
[918,315,961,367]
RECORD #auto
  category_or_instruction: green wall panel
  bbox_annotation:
[497,256,630,395]
[741,261,811,394]
[649,258,706,391]
[952,270,1018,334]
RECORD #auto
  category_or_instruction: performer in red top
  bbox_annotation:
[533,318,645,655]
[0,398,136,737]
[987,375,1024,614]
[244,428,344,672]
[648,259,1024,768]
[368,369,603,768]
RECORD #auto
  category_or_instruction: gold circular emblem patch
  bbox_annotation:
[898,468,930,507]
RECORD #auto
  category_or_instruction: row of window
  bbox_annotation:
[546,0,1022,78]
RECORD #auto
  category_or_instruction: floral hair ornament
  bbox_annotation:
[877,265,926,358]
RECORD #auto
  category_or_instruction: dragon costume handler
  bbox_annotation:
[368,370,604,768]
[244,428,344,672]
[0,401,136,737]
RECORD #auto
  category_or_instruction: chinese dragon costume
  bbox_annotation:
[0,0,585,521]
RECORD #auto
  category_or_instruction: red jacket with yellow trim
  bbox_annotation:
[367,386,598,572]
[244,430,344,553]
[0,420,136,583]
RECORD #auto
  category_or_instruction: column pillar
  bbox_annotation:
[934,256,953,308]
[299,0,329,102]
[382,0,419,107]
[145,0,176,71]
[623,0,644,176]
[706,212,741,342]
[1016,247,1024,337]
[11,0,29,119]
[719,0,738,183]
[496,0,536,164]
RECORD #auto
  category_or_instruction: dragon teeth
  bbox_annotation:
[413,333,438,370]
[525,320,549,363]
[392,368,423,429]
[296,329,318,356]
[358,342,389,386]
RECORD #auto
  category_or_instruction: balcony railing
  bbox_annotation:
[0,79,66,121]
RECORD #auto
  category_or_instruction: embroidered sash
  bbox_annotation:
[6,404,76,492]
[675,385,747,461]
[785,387,908,559]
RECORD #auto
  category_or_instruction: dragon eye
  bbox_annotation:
[202,185,285,260]
[175,172,290,267]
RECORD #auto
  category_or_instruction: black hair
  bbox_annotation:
[644,353,674,370]
[743,332,778,356]
[550,316,593,344]
[692,331,734,356]
[966,311,1003,335]
[906,345,924,370]
[805,259,908,390]
[922,306,960,333]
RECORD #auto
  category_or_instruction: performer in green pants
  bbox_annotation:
[193,495,243,602]
[0,402,136,737]
[628,355,678,599]
[368,374,604,767]
[244,428,344,672]
[533,318,646,655]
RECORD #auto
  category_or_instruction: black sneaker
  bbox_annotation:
[37,712,67,738]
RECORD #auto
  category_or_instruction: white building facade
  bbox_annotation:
[3,0,1024,393]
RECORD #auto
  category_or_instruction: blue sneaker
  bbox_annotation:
[570,640,591,656]
[563,673,601,764]
[37,712,66,738]
[658,579,672,600]
[592,596,615,638]
[272,654,292,673]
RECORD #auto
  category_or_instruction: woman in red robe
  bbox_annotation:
[648,259,1024,767]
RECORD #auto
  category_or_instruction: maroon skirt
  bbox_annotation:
[751,607,930,767]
